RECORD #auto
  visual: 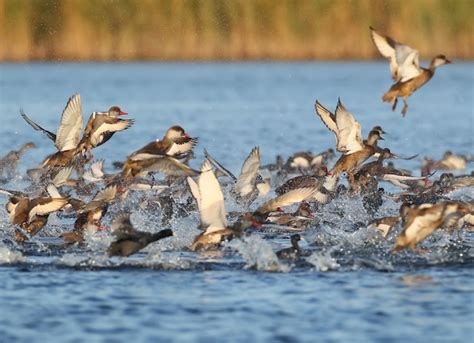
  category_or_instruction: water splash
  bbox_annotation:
[0,243,25,264]
[306,249,340,272]
[228,234,290,272]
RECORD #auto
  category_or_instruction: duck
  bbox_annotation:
[0,189,68,242]
[276,234,302,260]
[206,147,270,206]
[122,126,199,178]
[392,201,470,253]
[107,213,173,257]
[315,99,385,176]
[350,148,428,192]
[79,106,134,159]
[370,26,451,117]
[427,151,468,171]
[187,160,244,251]
[250,186,321,225]
[59,185,117,243]
[0,142,36,181]
[275,167,336,204]
[284,149,335,173]
[266,202,315,230]
[367,215,401,238]
[21,94,84,168]
[21,94,133,167]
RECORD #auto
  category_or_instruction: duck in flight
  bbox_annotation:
[370,26,451,117]
[315,99,385,176]
[20,94,133,167]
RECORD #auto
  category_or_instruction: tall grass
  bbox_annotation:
[0,0,472,61]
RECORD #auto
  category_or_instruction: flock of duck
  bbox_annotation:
[0,27,472,263]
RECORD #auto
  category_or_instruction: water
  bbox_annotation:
[0,62,473,342]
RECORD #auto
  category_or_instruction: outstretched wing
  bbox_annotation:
[55,94,83,151]
[396,47,422,82]
[204,149,237,180]
[140,157,200,177]
[166,137,198,157]
[197,159,226,231]
[28,198,68,223]
[335,100,364,154]
[314,100,338,133]
[370,26,399,81]
[234,146,260,197]
[90,117,134,147]
[20,109,57,141]
[256,187,318,214]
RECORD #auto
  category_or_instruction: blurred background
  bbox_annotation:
[0,0,472,61]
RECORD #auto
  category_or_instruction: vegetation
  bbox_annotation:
[0,0,472,61]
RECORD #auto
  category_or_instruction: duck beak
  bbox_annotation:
[119,111,128,116]
[182,133,191,139]
[379,136,385,141]
[445,59,452,64]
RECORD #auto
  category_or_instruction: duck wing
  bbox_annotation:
[20,109,57,141]
[396,47,422,82]
[140,156,200,177]
[256,187,318,214]
[314,100,338,134]
[28,197,68,223]
[370,27,400,81]
[55,94,83,151]
[166,137,198,158]
[204,149,237,180]
[234,146,260,197]
[197,159,227,232]
[89,116,134,147]
[335,99,364,154]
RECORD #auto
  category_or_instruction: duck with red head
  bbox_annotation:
[79,105,134,159]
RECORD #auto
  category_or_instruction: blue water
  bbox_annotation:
[0,62,473,342]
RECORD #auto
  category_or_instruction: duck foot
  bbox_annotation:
[401,99,408,117]
[391,98,398,111]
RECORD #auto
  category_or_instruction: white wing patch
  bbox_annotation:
[197,160,227,231]
[335,101,364,154]
[234,147,260,197]
[55,94,83,151]
[28,198,68,223]
[90,120,133,146]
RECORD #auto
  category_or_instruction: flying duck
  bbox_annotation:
[370,26,451,116]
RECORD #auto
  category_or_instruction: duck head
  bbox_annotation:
[165,125,190,140]
[432,55,452,68]
[108,106,128,117]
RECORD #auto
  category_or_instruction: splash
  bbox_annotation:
[228,234,290,272]
[306,250,340,272]
[0,243,25,264]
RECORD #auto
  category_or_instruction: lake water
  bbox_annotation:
[0,62,473,342]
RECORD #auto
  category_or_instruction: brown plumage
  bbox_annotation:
[5,194,68,242]
[0,142,36,180]
[79,107,134,157]
[393,201,470,253]
[107,214,173,257]
[370,27,451,116]
[123,126,198,178]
